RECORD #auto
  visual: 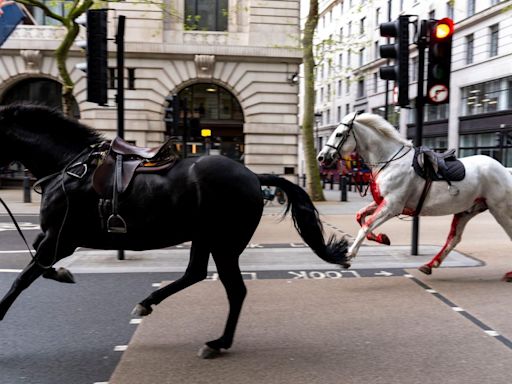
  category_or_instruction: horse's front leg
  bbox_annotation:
[346,200,400,266]
[356,203,391,245]
[0,234,73,320]
[33,232,75,284]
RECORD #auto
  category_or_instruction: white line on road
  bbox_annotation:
[0,269,22,273]
[0,250,35,253]
[484,330,500,337]
[130,318,142,324]
[114,345,128,352]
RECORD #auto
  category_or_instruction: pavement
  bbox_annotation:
[2,185,512,383]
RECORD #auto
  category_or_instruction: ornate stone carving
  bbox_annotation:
[20,50,42,72]
[195,54,215,79]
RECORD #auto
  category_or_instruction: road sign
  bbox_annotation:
[428,84,449,104]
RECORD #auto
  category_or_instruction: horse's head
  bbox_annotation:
[317,111,360,166]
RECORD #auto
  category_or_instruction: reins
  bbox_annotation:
[1,144,100,269]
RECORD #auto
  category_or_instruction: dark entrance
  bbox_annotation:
[166,83,244,162]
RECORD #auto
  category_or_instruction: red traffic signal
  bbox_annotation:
[426,18,454,105]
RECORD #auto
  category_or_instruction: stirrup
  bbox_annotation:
[107,214,127,233]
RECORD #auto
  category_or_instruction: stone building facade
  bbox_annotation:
[0,0,302,175]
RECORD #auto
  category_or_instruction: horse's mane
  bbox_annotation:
[356,113,412,146]
[0,103,103,145]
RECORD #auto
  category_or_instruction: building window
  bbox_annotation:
[423,136,448,152]
[375,7,381,27]
[357,78,365,98]
[347,51,351,67]
[491,0,500,5]
[337,106,342,122]
[446,2,454,19]
[337,80,342,96]
[24,1,74,25]
[458,132,512,166]
[326,109,331,125]
[360,17,365,35]
[490,24,499,57]
[372,105,400,127]
[466,34,474,64]
[467,0,475,17]
[425,104,448,122]
[327,84,331,101]
[320,87,324,103]
[461,77,512,116]
[345,103,350,116]
[359,48,365,67]
[339,27,343,42]
[428,9,435,19]
[411,56,418,81]
[373,72,378,93]
[339,53,343,69]
[374,41,379,60]
[348,21,352,36]
[346,77,350,94]
[185,0,228,31]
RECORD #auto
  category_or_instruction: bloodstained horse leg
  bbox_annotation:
[356,202,391,245]
[419,199,488,275]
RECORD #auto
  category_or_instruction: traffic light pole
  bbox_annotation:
[411,19,428,256]
[116,15,125,261]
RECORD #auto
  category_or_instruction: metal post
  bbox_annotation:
[23,169,31,203]
[182,98,188,158]
[116,15,125,261]
[384,0,392,120]
[340,176,347,202]
[412,20,428,256]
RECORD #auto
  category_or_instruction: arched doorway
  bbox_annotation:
[0,77,80,118]
[166,83,244,162]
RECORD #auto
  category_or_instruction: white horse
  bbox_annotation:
[317,111,512,281]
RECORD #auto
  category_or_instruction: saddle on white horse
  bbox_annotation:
[413,146,465,183]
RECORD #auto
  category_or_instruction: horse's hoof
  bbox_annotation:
[378,234,391,246]
[132,303,152,317]
[501,272,512,282]
[42,267,76,283]
[198,344,222,359]
[341,262,352,269]
[418,265,432,275]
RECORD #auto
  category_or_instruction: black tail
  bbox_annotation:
[257,174,349,266]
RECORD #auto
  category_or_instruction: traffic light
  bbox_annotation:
[76,9,108,105]
[426,18,454,105]
[379,15,410,107]
[164,94,180,135]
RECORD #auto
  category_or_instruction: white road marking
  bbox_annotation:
[425,289,437,293]
[114,345,128,352]
[130,318,142,324]
[452,307,464,312]
[0,269,22,273]
[151,283,161,287]
[0,250,35,253]
[484,330,500,337]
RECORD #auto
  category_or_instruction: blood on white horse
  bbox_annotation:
[318,112,512,282]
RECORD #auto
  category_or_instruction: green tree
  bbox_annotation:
[15,0,95,116]
[302,0,324,201]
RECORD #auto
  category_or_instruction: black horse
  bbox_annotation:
[0,104,348,357]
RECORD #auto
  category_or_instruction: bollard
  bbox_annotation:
[347,173,352,192]
[340,176,347,202]
[23,169,31,203]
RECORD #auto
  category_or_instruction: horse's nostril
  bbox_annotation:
[318,155,324,162]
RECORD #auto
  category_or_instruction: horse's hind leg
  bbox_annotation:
[419,199,488,275]
[356,203,391,245]
[198,250,246,358]
[133,242,210,316]
[485,206,512,282]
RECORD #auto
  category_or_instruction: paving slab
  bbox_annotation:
[109,278,512,384]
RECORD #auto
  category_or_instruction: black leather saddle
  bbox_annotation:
[92,137,179,233]
[412,146,465,182]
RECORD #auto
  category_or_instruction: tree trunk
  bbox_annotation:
[302,0,325,201]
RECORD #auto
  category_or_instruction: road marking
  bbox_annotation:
[93,382,109,384]
[130,318,142,325]
[114,345,128,352]
[152,283,162,287]
[0,268,22,273]
[374,271,393,277]
[408,275,512,350]
[0,250,35,253]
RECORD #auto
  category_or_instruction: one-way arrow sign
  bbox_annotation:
[374,270,394,277]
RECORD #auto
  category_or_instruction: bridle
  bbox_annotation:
[324,111,361,160]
